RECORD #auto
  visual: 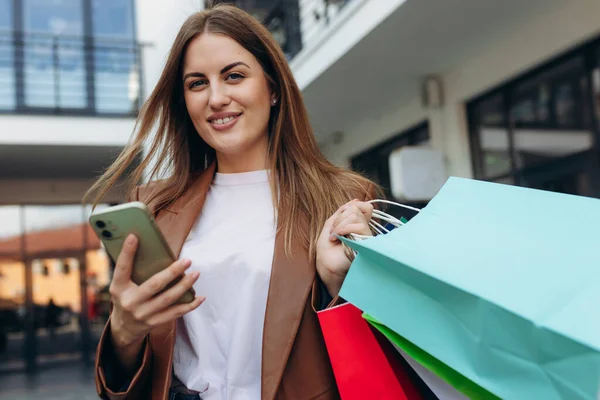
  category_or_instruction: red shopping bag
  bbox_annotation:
[318,303,423,400]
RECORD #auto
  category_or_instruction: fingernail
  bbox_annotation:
[191,271,200,279]
[329,234,337,242]
[182,259,192,268]
[126,234,137,245]
[197,296,206,302]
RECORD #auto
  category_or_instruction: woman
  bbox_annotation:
[89,4,379,400]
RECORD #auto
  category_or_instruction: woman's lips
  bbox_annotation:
[208,113,241,131]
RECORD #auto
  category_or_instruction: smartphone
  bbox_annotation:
[89,201,195,304]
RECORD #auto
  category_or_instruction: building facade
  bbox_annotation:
[289,0,600,204]
[0,0,204,374]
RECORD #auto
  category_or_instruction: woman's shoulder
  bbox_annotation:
[129,169,207,212]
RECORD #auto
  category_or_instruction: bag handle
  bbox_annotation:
[342,200,421,260]
[347,200,421,240]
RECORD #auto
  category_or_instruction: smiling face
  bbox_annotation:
[182,33,275,173]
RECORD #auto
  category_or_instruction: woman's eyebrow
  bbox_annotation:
[220,61,250,74]
[183,61,251,81]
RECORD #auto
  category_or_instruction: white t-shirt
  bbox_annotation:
[173,169,276,400]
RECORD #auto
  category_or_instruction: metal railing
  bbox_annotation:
[0,30,143,117]
[296,0,352,52]
[207,0,353,61]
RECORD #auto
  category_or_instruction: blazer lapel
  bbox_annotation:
[155,163,216,258]
[149,164,216,350]
[261,221,315,400]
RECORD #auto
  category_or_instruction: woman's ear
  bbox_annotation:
[269,83,279,107]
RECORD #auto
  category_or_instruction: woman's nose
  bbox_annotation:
[208,84,231,109]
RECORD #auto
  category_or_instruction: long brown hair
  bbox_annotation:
[86,4,379,261]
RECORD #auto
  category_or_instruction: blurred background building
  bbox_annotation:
[0,0,598,393]
[297,0,600,205]
[0,0,144,379]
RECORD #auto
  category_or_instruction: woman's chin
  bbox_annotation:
[211,140,249,158]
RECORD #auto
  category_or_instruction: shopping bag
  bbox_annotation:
[317,303,423,400]
[339,177,600,400]
[364,313,495,400]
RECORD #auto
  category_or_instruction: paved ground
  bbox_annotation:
[0,362,98,400]
[2,323,104,363]
[0,323,104,399]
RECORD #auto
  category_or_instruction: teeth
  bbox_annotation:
[211,116,236,125]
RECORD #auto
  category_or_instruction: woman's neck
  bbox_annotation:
[216,152,268,173]
[215,136,269,173]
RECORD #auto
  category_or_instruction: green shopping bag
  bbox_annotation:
[364,313,499,399]
[339,177,600,400]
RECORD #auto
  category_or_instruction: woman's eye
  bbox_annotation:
[189,80,207,89]
[226,73,244,81]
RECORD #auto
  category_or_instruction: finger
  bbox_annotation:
[331,214,372,240]
[322,200,371,239]
[135,270,200,319]
[137,258,192,302]
[343,201,373,220]
[146,295,205,326]
[112,234,138,287]
[331,204,367,233]
[322,202,352,234]
[334,222,373,238]
[353,201,374,219]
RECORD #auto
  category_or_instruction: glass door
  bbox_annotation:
[0,204,112,373]
[0,206,26,373]
[0,260,27,373]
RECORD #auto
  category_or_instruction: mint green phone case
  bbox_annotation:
[89,201,195,304]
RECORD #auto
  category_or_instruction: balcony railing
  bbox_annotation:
[206,0,353,61]
[298,0,352,51]
[0,30,143,117]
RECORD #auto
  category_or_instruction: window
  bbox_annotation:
[593,47,600,132]
[0,0,15,110]
[0,0,140,116]
[23,0,85,108]
[92,0,139,113]
[0,0,11,30]
[468,38,600,198]
[92,0,134,38]
[0,206,22,258]
[470,94,512,179]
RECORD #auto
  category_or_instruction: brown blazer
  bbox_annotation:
[95,164,372,400]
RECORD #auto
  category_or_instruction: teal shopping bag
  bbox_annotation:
[339,177,600,400]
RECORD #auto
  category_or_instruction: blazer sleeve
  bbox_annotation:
[94,185,154,399]
[311,181,377,312]
[95,318,153,399]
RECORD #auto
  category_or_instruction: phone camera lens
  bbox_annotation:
[102,230,112,239]
[95,220,106,229]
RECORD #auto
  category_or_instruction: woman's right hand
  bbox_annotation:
[108,234,204,367]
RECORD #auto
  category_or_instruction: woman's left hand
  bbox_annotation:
[316,199,374,298]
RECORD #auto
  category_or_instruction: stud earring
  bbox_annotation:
[271,99,277,105]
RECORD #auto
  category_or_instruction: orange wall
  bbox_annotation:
[0,250,111,312]
[0,261,25,304]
